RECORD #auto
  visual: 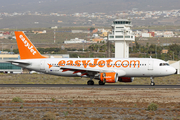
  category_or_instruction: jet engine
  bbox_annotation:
[118,77,134,82]
[99,72,118,83]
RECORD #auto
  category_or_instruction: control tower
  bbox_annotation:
[108,19,135,58]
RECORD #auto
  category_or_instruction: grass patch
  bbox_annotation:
[51,98,56,102]
[68,99,73,105]
[12,97,23,103]
[147,103,158,111]
[42,111,56,120]
[63,111,68,117]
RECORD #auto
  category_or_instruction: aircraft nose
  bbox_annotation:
[170,67,176,74]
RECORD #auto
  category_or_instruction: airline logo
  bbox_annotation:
[19,35,37,55]
[47,64,53,69]
[48,59,140,69]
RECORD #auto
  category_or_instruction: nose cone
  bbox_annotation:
[169,67,176,75]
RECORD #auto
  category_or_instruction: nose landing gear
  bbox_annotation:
[150,77,155,86]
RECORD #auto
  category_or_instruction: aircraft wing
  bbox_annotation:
[58,65,125,77]
[7,60,31,66]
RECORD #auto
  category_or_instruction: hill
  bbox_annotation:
[0,0,180,13]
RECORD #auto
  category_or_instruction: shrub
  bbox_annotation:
[12,97,23,103]
[68,99,73,104]
[51,98,56,102]
[63,111,68,117]
[147,103,158,111]
[42,112,56,120]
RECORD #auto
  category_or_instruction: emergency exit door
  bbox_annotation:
[148,60,153,70]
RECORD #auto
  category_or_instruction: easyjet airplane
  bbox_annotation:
[9,31,176,86]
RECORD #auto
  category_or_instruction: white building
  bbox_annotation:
[164,31,174,37]
[142,33,150,37]
[108,19,135,58]
[64,38,86,44]
[92,34,99,38]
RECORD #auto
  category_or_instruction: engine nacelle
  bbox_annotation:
[118,77,134,82]
[99,72,118,83]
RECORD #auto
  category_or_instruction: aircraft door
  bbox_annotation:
[148,60,153,70]
[40,60,45,70]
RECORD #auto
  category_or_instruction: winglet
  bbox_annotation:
[15,31,46,59]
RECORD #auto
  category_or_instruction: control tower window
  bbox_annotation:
[115,36,123,38]
[109,36,114,38]
[116,27,124,29]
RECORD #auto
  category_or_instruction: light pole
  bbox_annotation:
[1,43,3,51]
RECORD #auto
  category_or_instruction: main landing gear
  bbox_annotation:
[150,77,155,86]
[87,80,94,85]
[87,76,94,85]
[99,80,105,85]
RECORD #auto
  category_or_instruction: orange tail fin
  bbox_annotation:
[15,31,46,59]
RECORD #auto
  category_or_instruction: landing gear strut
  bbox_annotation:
[99,80,105,85]
[150,77,155,86]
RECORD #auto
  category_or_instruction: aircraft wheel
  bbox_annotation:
[87,80,94,85]
[99,81,105,85]
[150,82,155,86]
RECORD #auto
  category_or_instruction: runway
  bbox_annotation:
[0,84,179,88]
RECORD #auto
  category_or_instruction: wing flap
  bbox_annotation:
[60,66,100,73]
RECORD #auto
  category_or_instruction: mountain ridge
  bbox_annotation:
[0,0,180,13]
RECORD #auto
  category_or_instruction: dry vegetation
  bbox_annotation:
[0,87,179,119]
[0,73,179,119]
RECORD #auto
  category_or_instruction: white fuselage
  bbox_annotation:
[15,58,176,78]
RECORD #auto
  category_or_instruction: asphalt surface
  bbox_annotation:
[0,84,179,88]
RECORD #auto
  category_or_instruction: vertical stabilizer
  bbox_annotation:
[15,31,46,59]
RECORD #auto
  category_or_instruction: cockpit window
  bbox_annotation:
[159,63,169,66]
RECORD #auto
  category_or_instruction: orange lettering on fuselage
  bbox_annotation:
[89,59,99,67]
[130,60,140,68]
[58,60,65,66]
[67,60,73,66]
[56,59,140,69]
[98,60,105,68]
[82,60,90,68]
[106,59,113,68]
[75,60,81,67]
[115,60,121,68]
[122,60,129,68]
